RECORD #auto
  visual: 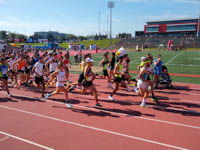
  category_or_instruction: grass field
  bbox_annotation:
[69,50,200,84]
[61,39,119,49]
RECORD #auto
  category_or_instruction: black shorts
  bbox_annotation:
[9,70,16,76]
[78,72,84,84]
[35,76,44,84]
[83,80,93,88]
[65,67,69,72]
[50,71,55,74]
[114,77,123,83]
[18,70,25,74]
[25,69,31,74]
[147,76,150,81]
[122,74,129,81]
[103,70,108,76]
[109,66,114,71]
[0,77,8,81]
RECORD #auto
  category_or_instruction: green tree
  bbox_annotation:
[16,34,27,39]
[0,30,8,40]
[9,32,16,41]
[65,34,76,41]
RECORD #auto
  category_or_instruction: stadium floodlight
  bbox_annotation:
[108,1,115,46]
[197,14,200,38]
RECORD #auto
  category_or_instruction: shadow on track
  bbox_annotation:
[0,97,18,103]
[52,106,120,118]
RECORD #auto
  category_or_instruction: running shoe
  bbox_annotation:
[140,103,146,108]
[107,83,113,89]
[40,95,45,101]
[134,87,139,93]
[69,85,75,92]
[66,102,72,109]
[95,103,102,107]
[108,95,115,101]
[152,97,159,102]
[44,93,51,100]
[127,87,131,92]
[7,93,12,97]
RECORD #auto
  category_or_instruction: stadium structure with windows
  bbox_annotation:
[135,18,200,37]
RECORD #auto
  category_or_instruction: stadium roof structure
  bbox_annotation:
[146,18,198,24]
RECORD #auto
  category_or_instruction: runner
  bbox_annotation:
[99,52,112,88]
[7,54,18,86]
[108,56,126,101]
[0,58,11,97]
[68,54,89,93]
[63,54,71,82]
[83,58,102,107]
[45,63,72,108]
[45,53,58,88]
[138,56,158,102]
[122,54,131,90]
[32,56,46,99]
[109,52,116,79]
[25,55,33,85]
[137,59,151,107]
[13,55,27,87]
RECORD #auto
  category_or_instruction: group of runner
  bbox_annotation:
[0,47,163,108]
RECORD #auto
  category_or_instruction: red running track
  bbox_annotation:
[0,74,200,150]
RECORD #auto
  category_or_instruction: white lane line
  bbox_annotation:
[0,136,9,142]
[169,63,199,66]
[0,105,189,150]
[0,92,199,130]
[0,131,53,150]
[165,52,184,65]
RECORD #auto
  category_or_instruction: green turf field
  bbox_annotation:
[70,50,200,84]
[61,39,119,49]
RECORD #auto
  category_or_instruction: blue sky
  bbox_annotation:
[0,0,199,36]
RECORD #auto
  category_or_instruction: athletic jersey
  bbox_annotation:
[110,57,115,67]
[34,62,43,77]
[57,71,66,82]
[63,59,70,68]
[18,59,26,71]
[26,59,32,69]
[8,58,17,70]
[80,61,85,72]
[50,59,58,72]
[102,58,109,70]
[139,66,148,81]
[85,66,93,81]
[122,59,129,73]
[115,63,123,78]
[0,63,8,77]
[139,61,145,67]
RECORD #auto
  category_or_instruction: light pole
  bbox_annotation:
[98,11,101,37]
[108,1,115,47]
[197,14,200,38]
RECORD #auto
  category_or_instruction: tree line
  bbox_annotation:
[0,30,133,43]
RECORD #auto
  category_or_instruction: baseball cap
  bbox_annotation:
[141,57,146,61]
[86,58,93,63]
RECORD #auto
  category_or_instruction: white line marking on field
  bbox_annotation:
[0,92,199,130]
[166,64,200,67]
[0,136,9,142]
[0,131,53,150]
[0,105,189,150]
[165,51,184,65]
